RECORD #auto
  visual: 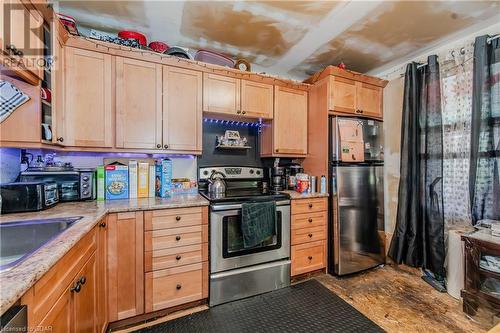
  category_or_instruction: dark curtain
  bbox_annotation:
[389,55,445,277]
[469,35,500,224]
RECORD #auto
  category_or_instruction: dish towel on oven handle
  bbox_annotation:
[241,201,277,249]
[0,80,30,123]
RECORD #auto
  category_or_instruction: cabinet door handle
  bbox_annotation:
[355,109,363,114]
[352,154,356,160]
[164,144,169,149]
[99,222,106,228]
[156,144,161,148]
[242,111,246,115]
[308,233,313,238]
[236,110,241,114]
[6,44,15,51]
[79,276,86,285]
[14,49,23,57]
[175,235,181,241]
[308,218,313,223]
[57,137,64,142]
[275,149,279,153]
[70,282,81,293]
[176,284,182,290]
[308,256,313,260]
[176,216,181,221]
[308,203,313,208]
[176,255,181,261]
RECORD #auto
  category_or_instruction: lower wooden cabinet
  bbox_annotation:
[144,207,209,313]
[73,253,98,333]
[106,211,144,322]
[37,288,72,333]
[290,198,328,276]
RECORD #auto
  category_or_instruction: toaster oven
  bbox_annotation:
[20,168,95,202]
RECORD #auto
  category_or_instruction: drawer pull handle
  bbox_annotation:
[156,144,162,148]
[308,203,313,208]
[175,235,181,241]
[308,218,313,223]
[308,233,313,238]
[70,282,81,293]
[176,255,182,260]
[176,216,181,221]
[79,276,86,285]
[308,256,313,260]
[176,284,182,290]
[99,222,106,228]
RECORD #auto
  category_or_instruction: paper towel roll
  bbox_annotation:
[446,228,469,299]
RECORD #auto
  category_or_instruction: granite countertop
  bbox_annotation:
[281,190,329,199]
[0,194,209,315]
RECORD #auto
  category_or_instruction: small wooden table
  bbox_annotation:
[461,230,500,316]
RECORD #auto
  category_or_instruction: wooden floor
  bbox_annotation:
[315,265,496,333]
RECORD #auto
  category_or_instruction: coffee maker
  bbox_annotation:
[269,167,285,192]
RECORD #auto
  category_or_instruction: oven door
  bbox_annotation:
[210,201,290,273]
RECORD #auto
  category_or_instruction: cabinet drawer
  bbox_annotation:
[145,207,203,231]
[145,263,204,312]
[145,243,208,272]
[145,225,207,251]
[291,211,327,229]
[291,241,325,276]
[292,198,327,214]
[291,226,325,246]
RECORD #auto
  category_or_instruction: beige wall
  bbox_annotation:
[383,76,404,237]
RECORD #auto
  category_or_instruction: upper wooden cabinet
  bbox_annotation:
[163,66,202,152]
[62,47,113,147]
[203,73,240,115]
[116,57,162,149]
[203,73,273,119]
[240,80,273,119]
[261,86,307,157]
[306,66,387,120]
[1,0,44,83]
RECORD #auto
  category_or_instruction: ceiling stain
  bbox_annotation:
[180,1,307,58]
[256,0,340,19]
[295,0,499,74]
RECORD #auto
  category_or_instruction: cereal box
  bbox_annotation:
[155,159,172,198]
[105,164,129,200]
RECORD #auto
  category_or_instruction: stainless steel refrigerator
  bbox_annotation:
[329,116,385,275]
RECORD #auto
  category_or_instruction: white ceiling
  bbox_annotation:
[56,0,500,80]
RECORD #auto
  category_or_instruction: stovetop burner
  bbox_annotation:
[198,166,290,204]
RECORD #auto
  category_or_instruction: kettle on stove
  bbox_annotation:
[208,171,226,194]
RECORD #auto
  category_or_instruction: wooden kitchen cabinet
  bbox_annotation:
[115,57,162,149]
[240,80,273,119]
[106,212,144,322]
[1,0,44,82]
[0,75,41,145]
[261,86,307,157]
[328,76,356,114]
[37,289,72,333]
[163,66,202,152]
[144,207,209,313]
[203,73,240,115]
[290,197,328,276]
[355,82,383,118]
[73,253,98,333]
[62,47,113,147]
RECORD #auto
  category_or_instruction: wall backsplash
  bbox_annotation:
[0,148,198,183]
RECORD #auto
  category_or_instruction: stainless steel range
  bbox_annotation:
[199,166,291,306]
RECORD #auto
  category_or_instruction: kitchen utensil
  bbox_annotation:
[194,49,235,67]
[234,59,251,72]
[41,123,52,141]
[41,87,51,103]
[57,13,79,35]
[208,171,226,195]
[164,46,192,59]
[118,31,147,46]
[149,41,169,53]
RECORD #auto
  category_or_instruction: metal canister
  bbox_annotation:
[310,176,317,194]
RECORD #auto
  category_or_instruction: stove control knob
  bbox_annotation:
[249,169,254,174]
[203,170,209,176]
[82,176,89,181]
[256,170,261,175]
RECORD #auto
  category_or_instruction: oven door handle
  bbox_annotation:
[211,200,290,211]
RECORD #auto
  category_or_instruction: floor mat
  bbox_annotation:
[135,279,385,333]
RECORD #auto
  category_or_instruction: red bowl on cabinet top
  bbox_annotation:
[118,31,147,46]
[149,41,169,53]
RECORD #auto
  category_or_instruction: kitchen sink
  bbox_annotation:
[0,216,83,271]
